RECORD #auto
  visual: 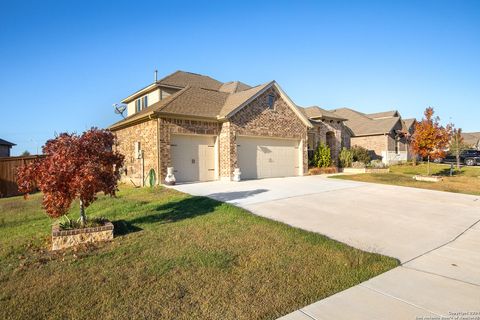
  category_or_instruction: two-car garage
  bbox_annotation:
[170,134,301,182]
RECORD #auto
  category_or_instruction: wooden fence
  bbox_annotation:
[0,155,44,198]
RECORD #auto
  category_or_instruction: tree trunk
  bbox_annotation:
[79,199,86,227]
[456,153,460,170]
[427,155,430,176]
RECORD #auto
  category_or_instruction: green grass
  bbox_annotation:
[333,163,480,195]
[0,186,398,320]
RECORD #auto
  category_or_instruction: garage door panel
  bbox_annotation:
[171,135,215,182]
[237,137,299,180]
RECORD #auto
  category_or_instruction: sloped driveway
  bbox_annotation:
[172,175,480,319]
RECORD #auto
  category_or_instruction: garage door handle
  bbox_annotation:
[208,169,215,171]
[170,144,177,147]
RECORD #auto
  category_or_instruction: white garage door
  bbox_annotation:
[171,135,216,182]
[237,136,300,179]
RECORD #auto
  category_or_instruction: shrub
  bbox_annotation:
[351,146,371,164]
[352,161,366,169]
[313,143,332,168]
[369,159,386,169]
[339,148,353,168]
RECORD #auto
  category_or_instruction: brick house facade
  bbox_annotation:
[110,71,316,185]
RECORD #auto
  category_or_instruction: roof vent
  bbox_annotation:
[154,70,158,82]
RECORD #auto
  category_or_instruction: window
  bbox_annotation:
[267,94,275,109]
[134,141,141,159]
[135,99,141,113]
[135,96,148,113]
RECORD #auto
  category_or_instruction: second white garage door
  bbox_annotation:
[237,136,300,180]
[171,135,216,182]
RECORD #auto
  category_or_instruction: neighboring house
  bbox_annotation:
[330,108,416,164]
[0,139,15,157]
[462,132,480,150]
[109,71,315,185]
[299,106,348,163]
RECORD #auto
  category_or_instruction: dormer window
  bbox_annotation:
[267,94,276,110]
[135,96,148,113]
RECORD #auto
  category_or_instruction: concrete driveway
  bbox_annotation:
[172,175,480,319]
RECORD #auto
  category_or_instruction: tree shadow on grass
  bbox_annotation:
[113,220,143,236]
[436,166,463,177]
[128,196,222,225]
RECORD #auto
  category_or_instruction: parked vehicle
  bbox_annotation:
[440,149,480,166]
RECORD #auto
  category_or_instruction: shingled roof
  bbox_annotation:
[367,110,399,119]
[330,107,401,136]
[302,106,347,121]
[158,71,223,90]
[462,132,480,148]
[111,71,314,130]
[403,118,416,130]
[0,138,15,146]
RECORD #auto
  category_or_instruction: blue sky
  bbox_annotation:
[1,0,479,155]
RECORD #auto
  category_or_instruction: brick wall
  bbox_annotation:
[350,135,388,158]
[224,87,308,178]
[113,120,159,186]
[158,117,220,181]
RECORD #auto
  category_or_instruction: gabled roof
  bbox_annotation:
[219,82,272,118]
[218,81,252,93]
[112,71,314,130]
[302,106,347,121]
[121,70,224,103]
[330,107,401,136]
[367,110,399,119]
[403,118,416,130]
[158,70,223,90]
[158,87,228,119]
[110,79,312,130]
[0,138,15,146]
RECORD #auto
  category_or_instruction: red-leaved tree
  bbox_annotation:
[411,107,451,175]
[17,128,124,226]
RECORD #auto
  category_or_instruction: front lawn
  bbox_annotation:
[0,186,397,320]
[333,163,480,196]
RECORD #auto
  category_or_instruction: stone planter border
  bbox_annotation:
[52,221,114,251]
[341,168,390,174]
[413,175,443,182]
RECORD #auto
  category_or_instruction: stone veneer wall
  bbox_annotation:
[113,120,159,186]
[158,117,220,182]
[51,222,114,251]
[308,120,345,164]
[224,87,308,179]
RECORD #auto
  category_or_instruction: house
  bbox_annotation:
[299,106,349,163]
[0,139,15,157]
[330,108,416,164]
[109,71,349,185]
[462,132,480,150]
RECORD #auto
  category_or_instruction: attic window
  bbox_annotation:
[135,96,148,113]
[267,94,276,110]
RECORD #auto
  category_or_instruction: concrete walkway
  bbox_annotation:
[172,175,480,319]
